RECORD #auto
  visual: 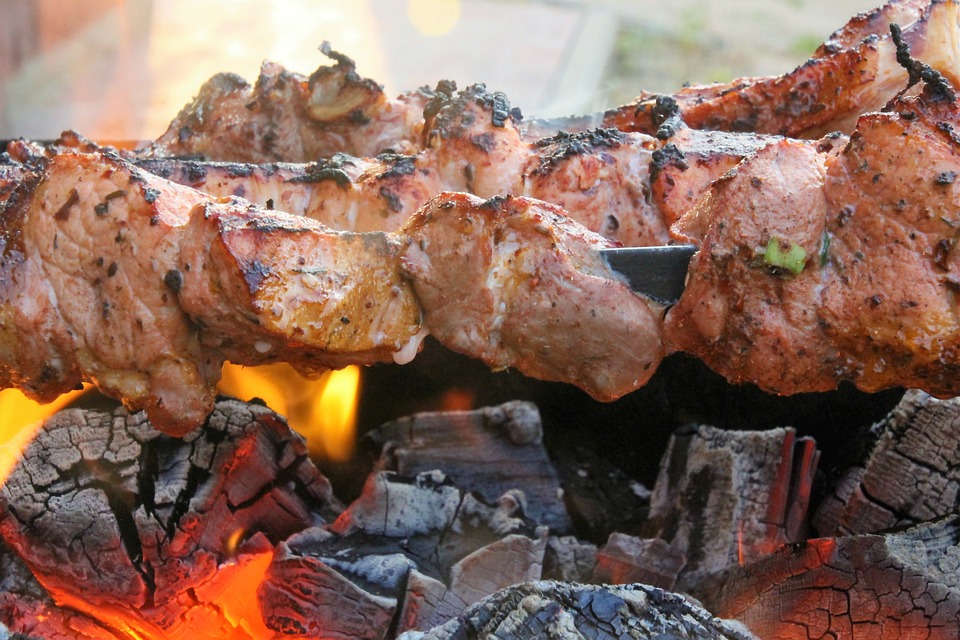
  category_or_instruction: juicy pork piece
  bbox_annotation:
[0,153,216,435]
[571,0,958,139]
[400,193,666,400]
[176,201,425,374]
[666,80,960,397]
[146,43,432,162]
[0,151,423,435]
[0,151,663,434]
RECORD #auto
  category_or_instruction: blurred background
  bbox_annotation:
[1,0,884,140]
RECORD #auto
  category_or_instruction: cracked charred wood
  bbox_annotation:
[0,538,117,640]
[362,400,571,534]
[0,398,334,639]
[643,425,819,593]
[707,515,960,640]
[813,389,960,536]
[541,536,598,584]
[396,580,759,640]
[592,533,687,591]
[259,470,548,639]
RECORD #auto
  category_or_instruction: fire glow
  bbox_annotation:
[0,362,361,488]
[218,362,361,462]
[0,386,90,487]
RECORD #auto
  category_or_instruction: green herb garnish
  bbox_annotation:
[763,237,807,276]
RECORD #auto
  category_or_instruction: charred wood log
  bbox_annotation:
[706,515,960,640]
[542,535,598,584]
[550,445,649,543]
[396,580,758,640]
[259,470,548,639]
[592,533,687,590]
[813,389,960,536]
[643,424,819,592]
[363,401,571,534]
[0,398,334,638]
[0,538,118,640]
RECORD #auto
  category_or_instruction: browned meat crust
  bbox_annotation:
[666,80,960,397]
[146,43,433,162]
[604,0,955,138]
[533,0,956,141]
[143,1,954,166]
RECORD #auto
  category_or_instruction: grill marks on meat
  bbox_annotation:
[147,43,432,162]
[667,85,960,397]
[400,193,666,400]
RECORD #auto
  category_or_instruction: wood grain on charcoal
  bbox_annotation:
[814,389,960,536]
[707,516,960,640]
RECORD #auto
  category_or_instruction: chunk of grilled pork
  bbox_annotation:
[146,42,432,162]
[0,152,661,435]
[535,0,960,140]
[0,152,422,435]
[401,193,665,401]
[666,78,960,396]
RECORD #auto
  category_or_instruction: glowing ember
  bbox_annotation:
[0,386,90,486]
[218,363,361,462]
[44,546,275,639]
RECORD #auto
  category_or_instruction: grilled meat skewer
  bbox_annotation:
[12,86,780,249]
[0,151,661,435]
[668,74,960,397]
[144,0,956,164]
[4,78,960,434]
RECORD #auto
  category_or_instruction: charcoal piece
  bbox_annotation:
[396,580,758,640]
[364,400,572,533]
[259,470,548,639]
[542,535,598,583]
[0,398,333,637]
[0,538,117,639]
[592,533,686,590]
[643,424,819,592]
[813,389,960,536]
[550,445,650,543]
[707,516,960,640]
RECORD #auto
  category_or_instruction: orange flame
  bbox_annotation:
[43,545,275,639]
[0,386,91,486]
[218,363,361,462]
